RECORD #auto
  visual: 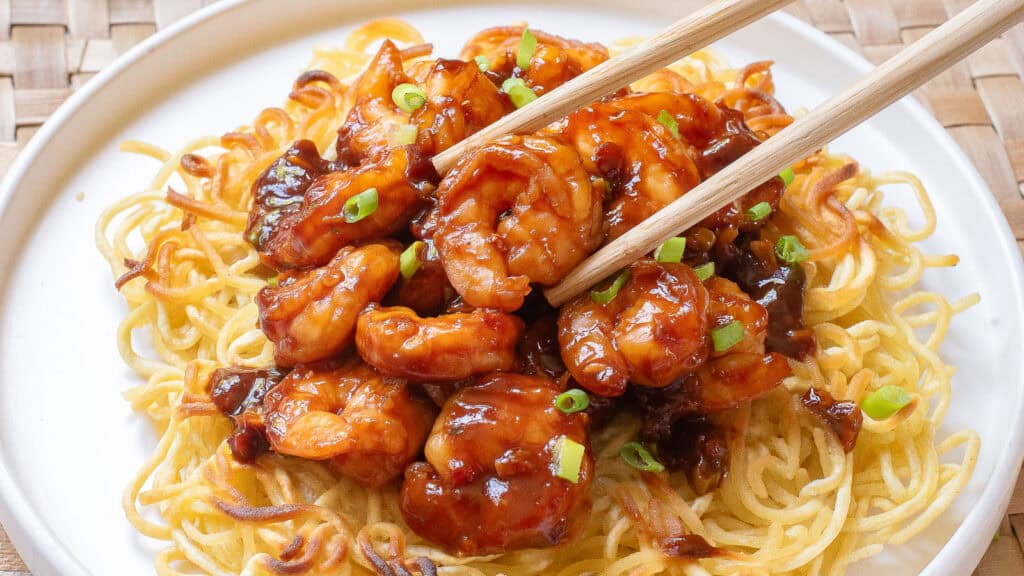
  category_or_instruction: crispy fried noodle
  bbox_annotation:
[96,19,979,576]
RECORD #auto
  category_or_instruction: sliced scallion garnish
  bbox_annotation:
[657,110,680,139]
[711,320,744,352]
[654,236,686,263]
[590,269,630,304]
[861,386,913,420]
[400,241,425,280]
[693,262,715,281]
[391,83,426,113]
[501,77,538,108]
[776,235,808,264]
[779,167,796,187]
[620,441,665,473]
[474,55,491,72]
[554,389,590,414]
[747,201,772,221]
[553,436,586,483]
[517,28,537,69]
[342,188,378,223]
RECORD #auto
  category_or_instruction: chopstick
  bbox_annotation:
[543,0,1024,307]
[429,0,794,175]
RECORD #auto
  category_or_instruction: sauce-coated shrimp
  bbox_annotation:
[264,358,437,487]
[245,140,332,251]
[258,242,400,366]
[260,148,427,270]
[434,134,603,311]
[356,305,524,381]
[558,259,710,397]
[400,372,593,555]
[459,26,608,95]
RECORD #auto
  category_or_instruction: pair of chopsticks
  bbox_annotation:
[427,0,1024,307]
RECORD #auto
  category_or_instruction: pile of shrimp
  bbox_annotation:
[119,23,844,575]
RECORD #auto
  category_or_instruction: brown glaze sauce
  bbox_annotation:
[801,387,862,452]
[208,367,288,463]
[245,140,332,251]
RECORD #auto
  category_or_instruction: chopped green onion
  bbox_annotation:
[654,236,686,263]
[747,201,772,221]
[342,188,378,223]
[474,55,490,72]
[391,83,426,113]
[388,123,418,146]
[517,28,537,69]
[711,320,744,352]
[993,530,1000,543]
[501,77,538,108]
[693,262,715,281]
[657,110,680,139]
[620,442,665,473]
[779,167,795,187]
[861,386,913,420]
[775,235,808,264]
[554,389,590,414]
[590,269,630,304]
[400,241,425,280]
[267,276,279,287]
[553,436,586,483]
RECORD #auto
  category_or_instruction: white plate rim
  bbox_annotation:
[0,1,1020,575]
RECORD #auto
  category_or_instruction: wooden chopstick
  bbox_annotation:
[429,0,794,175]
[543,0,1024,307]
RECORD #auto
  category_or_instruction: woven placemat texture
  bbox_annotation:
[0,1,1022,575]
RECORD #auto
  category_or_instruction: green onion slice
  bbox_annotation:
[554,389,590,414]
[779,167,796,187]
[342,188,378,223]
[620,441,665,473]
[391,83,426,113]
[267,276,279,287]
[654,236,686,263]
[747,201,772,221]
[590,269,630,304]
[474,55,491,72]
[861,385,913,420]
[400,241,425,280]
[693,262,715,281]
[389,123,418,146]
[553,436,586,483]
[657,110,680,139]
[517,28,537,69]
[501,77,538,108]
[711,320,744,352]
[776,235,808,264]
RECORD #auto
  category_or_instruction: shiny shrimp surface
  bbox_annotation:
[558,259,710,397]
[258,242,400,367]
[400,373,593,555]
[356,305,525,381]
[434,134,603,311]
[263,359,436,487]
[260,148,426,270]
[459,26,608,95]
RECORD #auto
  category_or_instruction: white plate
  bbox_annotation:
[0,1,1022,575]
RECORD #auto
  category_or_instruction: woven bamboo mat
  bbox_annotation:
[0,0,1022,574]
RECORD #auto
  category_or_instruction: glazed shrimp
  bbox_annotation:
[434,134,603,311]
[260,147,428,270]
[356,305,524,381]
[459,26,608,95]
[558,259,710,397]
[400,372,593,555]
[263,358,437,487]
[258,242,400,366]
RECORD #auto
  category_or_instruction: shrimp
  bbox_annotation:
[260,147,428,270]
[545,98,701,240]
[434,134,603,311]
[334,40,412,167]
[263,358,437,487]
[400,372,593,555]
[245,140,332,251]
[355,305,524,381]
[459,26,608,95]
[558,259,710,397]
[258,242,400,367]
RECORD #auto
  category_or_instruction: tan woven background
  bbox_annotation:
[0,0,1022,574]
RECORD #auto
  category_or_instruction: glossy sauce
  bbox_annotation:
[801,387,862,452]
